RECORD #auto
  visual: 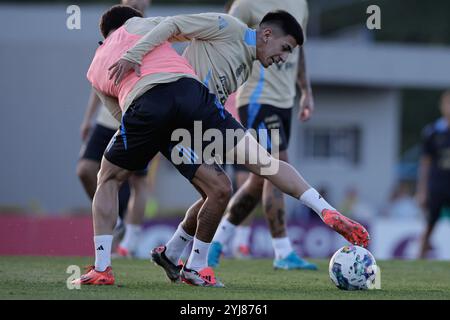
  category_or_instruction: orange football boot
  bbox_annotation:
[322,209,370,248]
[71,266,115,285]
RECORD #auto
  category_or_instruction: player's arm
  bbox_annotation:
[123,13,235,64]
[296,46,314,122]
[109,13,238,84]
[80,88,101,141]
[92,88,122,123]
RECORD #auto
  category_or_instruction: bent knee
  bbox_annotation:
[77,159,99,181]
[207,177,233,203]
[97,158,131,186]
[247,173,264,191]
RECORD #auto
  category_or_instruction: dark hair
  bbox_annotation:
[260,10,304,46]
[100,5,143,38]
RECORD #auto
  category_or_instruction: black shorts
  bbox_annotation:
[238,104,292,153]
[80,124,116,162]
[80,125,148,177]
[426,190,450,226]
[104,78,244,181]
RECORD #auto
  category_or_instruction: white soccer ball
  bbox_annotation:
[329,245,377,290]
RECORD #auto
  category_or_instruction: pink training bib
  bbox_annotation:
[87,25,196,110]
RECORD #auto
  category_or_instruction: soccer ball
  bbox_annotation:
[329,245,377,290]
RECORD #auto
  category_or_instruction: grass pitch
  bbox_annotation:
[0,256,449,300]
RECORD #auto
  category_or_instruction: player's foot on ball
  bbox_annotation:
[322,209,370,248]
[207,241,223,267]
[150,245,183,283]
[71,266,115,285]
[180,266,225,288]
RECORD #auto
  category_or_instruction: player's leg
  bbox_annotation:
[77,124,131,220]
[419,195,443,259]
[232,220,253,259]
[119,155,162,257]
[93,158,132,237]
[73,85,172,285]
[261,150,317,270]
[76,158,99,199]
[231,170,253,259]
[208,173,263,266]
[178,163,231,287]
[226,132,370,247]
[151,163,231,287]
[209,104,308,268]
[259,105,317,270]
[71,157,132,286]
[151,198,203,282]
[117,171,148,257]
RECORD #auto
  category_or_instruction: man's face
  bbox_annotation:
[441,93,450,118]
[257,27,297,68]
[121,0,150,14]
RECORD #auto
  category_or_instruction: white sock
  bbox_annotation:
[300,188,335,220]
[212,218,237,245]
[272,237,293,260]
[185,237,210,271]
[94,235,113,272]
[119,224,141,251]
[165,224,194,264]
[114,217,122,229]
[234,226,251,247]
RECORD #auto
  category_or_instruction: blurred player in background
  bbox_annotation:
[77,0,152,258]
[415,90,450,259]
[223,92,253,259]
[208,0,317,270]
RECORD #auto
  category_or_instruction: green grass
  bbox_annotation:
[0,256,449,300]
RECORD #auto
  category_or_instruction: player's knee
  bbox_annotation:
[76,160,98,183]
[208,177,233,206]
[248,174,264,191]
[97,160,129,187]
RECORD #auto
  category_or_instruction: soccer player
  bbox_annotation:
[111,5,370,275]
[77,0,151,257]
[207,0,317,270]
[415,91,450,259]
[73,6,369,288]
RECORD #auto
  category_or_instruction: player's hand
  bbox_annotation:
[108,59,141,85]
[80,121,92,142]
[298,90,314,122]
